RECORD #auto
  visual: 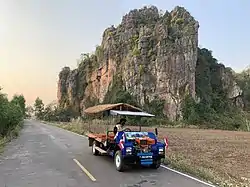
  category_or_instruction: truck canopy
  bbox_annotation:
[84,103,143,115]
[110,110,155,117]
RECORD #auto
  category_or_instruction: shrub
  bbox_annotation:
[0,90,25,137]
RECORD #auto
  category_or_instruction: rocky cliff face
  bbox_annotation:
[57,5,242,120]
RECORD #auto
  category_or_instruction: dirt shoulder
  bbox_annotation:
[46,120,250,187]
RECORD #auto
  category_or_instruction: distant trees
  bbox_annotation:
[33,97,75,122]
[0,88,26,137]
[25,106,34,118]
[34,97,44,119]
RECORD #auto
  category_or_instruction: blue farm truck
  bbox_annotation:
[85,103,168,172]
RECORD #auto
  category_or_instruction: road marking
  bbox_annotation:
[73,159,96,182]
[49,135,55,140]
[160,165,217,187]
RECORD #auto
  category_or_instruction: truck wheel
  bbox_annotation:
[114,150,125,172]
[150,159,161,169]
[92,141,99,156]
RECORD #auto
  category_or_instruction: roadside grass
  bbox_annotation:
[0,121,24,154]
[46,120,250,187]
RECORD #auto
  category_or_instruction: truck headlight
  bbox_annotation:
[159,147,164,154]
[126,147,132,154]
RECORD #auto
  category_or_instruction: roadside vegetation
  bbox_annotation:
[0,87,26,153]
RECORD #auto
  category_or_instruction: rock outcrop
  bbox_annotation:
[57,5,242,120]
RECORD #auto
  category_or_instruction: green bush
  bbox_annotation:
[181,94,200,125]
[181,93,246,130]
[0,90,25,137]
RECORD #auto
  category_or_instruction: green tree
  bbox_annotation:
[193,47,245,130]
[0,88,25,137]
[181,94,199,124]
[11,94,26,116]
[34,97,44,119]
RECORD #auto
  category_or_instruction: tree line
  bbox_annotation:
[31,97,77,122]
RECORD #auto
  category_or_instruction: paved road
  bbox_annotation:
[0,120,214,187]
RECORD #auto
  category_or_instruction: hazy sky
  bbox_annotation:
[0,0,249,105]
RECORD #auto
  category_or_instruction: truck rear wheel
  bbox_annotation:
[92,141,99,156]
[114,150,125,172]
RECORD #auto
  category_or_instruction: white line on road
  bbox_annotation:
[160,165,217,187]
[48,134,56,140]
[73,159,96,182]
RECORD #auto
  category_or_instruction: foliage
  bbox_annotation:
[143,98,165,117]
[132,47,140,56]
[181,48,247,130]
[0,89,25,137]
[11,94,26,116]
[181,94,199,125]
[84,96,99,108]
[175,18,184,25]
[42,106,77,122]
[235,69,250,110]
[33,97,79,122]
[33,97,44,119]
[103,75,139,107]
[130,35,140,56]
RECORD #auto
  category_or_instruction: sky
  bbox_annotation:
[0,0,249,106]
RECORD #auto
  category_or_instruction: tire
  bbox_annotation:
[150,159,161,169]
[92,141,99,156]
[114,150,125,172]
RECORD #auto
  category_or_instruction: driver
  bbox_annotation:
[114,118,126,139]
[115,118,126,131]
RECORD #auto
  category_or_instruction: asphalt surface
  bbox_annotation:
[0,120,213,187]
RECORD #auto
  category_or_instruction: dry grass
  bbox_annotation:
[48,119,250,187]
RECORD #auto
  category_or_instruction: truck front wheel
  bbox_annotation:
[114,150,125,172]
[150,159,161,169]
